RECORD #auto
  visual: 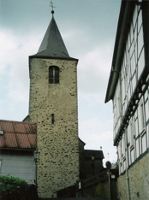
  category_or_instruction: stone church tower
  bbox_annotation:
[27,11,79,198]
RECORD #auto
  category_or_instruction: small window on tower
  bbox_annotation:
[51,114,54,124]
[49,66,59,84]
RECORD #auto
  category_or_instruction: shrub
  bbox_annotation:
[95,182,109,199]
[0,175,29,200]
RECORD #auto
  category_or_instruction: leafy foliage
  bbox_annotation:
[0,175,29,200]
[95,182,109,199]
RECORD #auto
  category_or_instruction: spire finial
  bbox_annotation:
[50,0,55,16]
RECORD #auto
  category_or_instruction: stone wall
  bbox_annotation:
[77,180,117,200]
[117,152,149,200]
[29,58,79,198]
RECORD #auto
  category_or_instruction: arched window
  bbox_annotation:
[49,66,59,84]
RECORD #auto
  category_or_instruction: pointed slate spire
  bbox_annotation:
[35,14,70,58]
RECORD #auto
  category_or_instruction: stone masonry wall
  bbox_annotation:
[29,58,79,198]
[117,152,149,200]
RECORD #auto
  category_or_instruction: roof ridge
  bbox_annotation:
[0,119,36,125]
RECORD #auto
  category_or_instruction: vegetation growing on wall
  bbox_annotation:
[95,182,109,199]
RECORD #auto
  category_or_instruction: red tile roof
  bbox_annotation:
[0,120,37,150]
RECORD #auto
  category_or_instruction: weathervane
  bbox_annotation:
[50,0,55,16]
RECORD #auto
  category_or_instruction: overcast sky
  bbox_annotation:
[0,0,121,164]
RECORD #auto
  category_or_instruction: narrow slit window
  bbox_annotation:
[49,66,59,84]
[51,114,54,124]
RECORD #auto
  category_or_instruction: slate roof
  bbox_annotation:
[34,16,71,59]
[0,120,37,150]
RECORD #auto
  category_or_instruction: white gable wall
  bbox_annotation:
[0,151,35,185]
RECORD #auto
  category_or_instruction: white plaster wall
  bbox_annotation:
[0,152,35,184]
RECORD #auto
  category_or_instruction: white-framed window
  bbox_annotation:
[135,117,139,137]
[122,134,126,159]
[137,9,144,80]
[136,138,140,158]
[141,132,146,154]
[138,101,145,134]
[145,97,149,121]
[123,157,126,171]
[127,122,131,145]
[121,75,125,102]
[130,146,135,164]
[116,82,121,118]
[145,93,149,147]
[131,117,135,146]
[118,141,121,157]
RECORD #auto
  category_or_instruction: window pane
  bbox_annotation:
[130,148,135,163]
[49,66,59,84]
[49,67,54,83]
[141,134,146,153]
[136,139,140,158]
[55,67,59,83]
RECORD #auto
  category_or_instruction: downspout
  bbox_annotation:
[119,69,130,199]
[120,69,131,200]
[112,63,131,199]
[124,129,131,200]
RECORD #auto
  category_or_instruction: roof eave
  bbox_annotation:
[105,0,135,103]
[0,147,36,151]
[29,54,78,62]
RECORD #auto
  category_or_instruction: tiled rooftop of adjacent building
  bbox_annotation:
[0,120,37,150]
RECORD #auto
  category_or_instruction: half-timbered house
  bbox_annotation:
[105,0,149,199]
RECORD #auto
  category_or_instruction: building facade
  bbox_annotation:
[26,12,79,198]
[0,10,106,199]
[0,120,36,184]
[105,0,149,199]
[79,139,104,179]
